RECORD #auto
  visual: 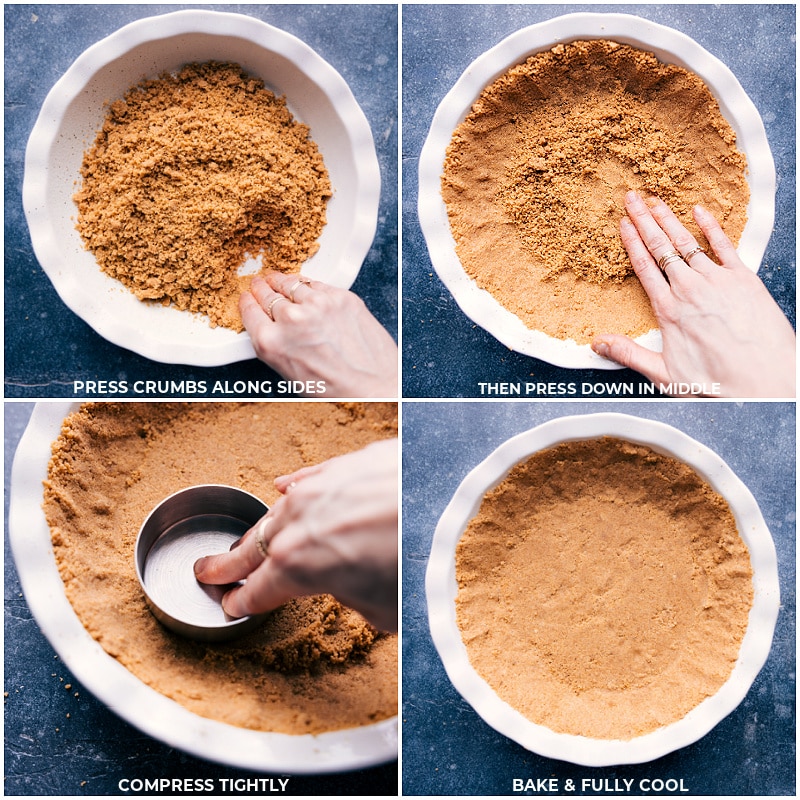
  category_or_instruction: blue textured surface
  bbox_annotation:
[4,4,398,399]
[402,402,795,795]
[402,4,796,398]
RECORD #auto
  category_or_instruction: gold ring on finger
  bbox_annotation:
[682,246,706,263]
[657,250,683,271]
[288,278,312,303]
[254,518,272,559]
[266,296,288,321]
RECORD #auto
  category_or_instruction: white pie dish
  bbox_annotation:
[418,13,776,370]
[426,412,779,766]
[9,402,397,772]
[23,10,380,366]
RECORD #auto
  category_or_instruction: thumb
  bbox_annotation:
[592,335,669,386]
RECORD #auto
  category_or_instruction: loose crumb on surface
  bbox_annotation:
[442,40,749,343]
[456,437,753,740]
[75,61,331,331]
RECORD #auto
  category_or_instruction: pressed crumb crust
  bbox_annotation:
[442,40,749,343]
[43,402,397,735]
[74,62,331,332]
[455,437,753,740]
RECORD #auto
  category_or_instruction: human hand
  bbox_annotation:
[592,191,795,397]
[240,272,398,398]
[194,439,398,632]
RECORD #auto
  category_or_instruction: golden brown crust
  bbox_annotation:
[455,437,753,740]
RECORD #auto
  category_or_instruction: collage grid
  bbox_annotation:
[4,3,796,797]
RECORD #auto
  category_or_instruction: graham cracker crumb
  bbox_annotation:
[74,62,331,331]
[43,402,397,735]
[442,40,749,343]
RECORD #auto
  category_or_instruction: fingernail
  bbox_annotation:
[592,340,610,357]
[644,195,658,208]
[625,190,640,204]
[193,557,208,576]
[221,590,242,619]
